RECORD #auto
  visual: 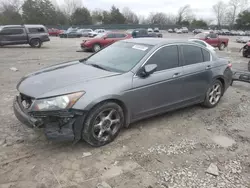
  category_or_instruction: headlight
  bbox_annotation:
[31,92,85,111]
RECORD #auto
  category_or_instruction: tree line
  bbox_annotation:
[0,0,250,29]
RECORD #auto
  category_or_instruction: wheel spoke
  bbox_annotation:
[111,119,120,125]
[216,92,221,96]
[97,129,104,138]
[94,123,102,129]
[209,96,214,104]
[214,85,220,92]
[107,110,115,119]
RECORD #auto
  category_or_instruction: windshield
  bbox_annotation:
[85,42,152,73]
[194,33,207,38]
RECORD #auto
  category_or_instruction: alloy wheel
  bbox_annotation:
[208,83,222,105]
[92,108,121,142]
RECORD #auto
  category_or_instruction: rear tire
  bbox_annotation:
[219,43,226,51]
[29,39,42,48]
[82,102,124,147]
[202,80,223,108]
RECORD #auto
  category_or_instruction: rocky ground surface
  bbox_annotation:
[0,35,249,188]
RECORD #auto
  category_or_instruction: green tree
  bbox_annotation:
[0,0,22,24]
[191,19,207,28]
[92,9,103,24]
[102,10,111,24]
[109,5,125,24]
[22,0,58,25]
[236,10,250,29]
[71,7,92,25]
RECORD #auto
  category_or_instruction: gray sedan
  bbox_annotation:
[14,38,233,146]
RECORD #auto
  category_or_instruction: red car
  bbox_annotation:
[48,28,63,36]
[81,32,131,52]
[194,32,229,50]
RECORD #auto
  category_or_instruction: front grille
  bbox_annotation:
[19,93,34,109]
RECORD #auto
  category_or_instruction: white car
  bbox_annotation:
[147,28,153,33]
[189,39,216,52]
[236,36,250,43]
[176,29,182,34]
[181,27,189,33]
[88,29,106,37]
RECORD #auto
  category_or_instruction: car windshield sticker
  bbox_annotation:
[132,45,148,51]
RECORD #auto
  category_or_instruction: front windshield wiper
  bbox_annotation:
[88,63,109,71]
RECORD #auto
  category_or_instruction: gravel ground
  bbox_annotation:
[0,34,250,188]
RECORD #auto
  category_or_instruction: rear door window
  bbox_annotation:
[182,45,203,65]
[202,49,211,61]
[106,33,115,38]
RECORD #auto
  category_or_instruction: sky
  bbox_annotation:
[56,0,231,20]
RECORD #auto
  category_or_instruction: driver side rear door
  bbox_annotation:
[102,33,116,47]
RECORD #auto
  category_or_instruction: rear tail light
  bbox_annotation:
[227,60,232,68]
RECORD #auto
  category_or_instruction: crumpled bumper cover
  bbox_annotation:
[13,96,85,142]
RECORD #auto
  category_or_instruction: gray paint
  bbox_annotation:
[16,39,232,125]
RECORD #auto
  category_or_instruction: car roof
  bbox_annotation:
[122,38,197,46]
[2,24,45,28]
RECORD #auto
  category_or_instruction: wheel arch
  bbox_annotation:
[83,97,130,127]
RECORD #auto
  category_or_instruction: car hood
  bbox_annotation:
[17,61,120,98]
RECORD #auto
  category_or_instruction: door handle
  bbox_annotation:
[173,72,181,78]
[206,65,212,70]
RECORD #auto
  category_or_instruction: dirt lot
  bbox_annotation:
[0,34,250,188]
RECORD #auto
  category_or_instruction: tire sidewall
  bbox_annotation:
[82,102,124,147]
[219,43,225,51]
[203,80,223,108]
[30,39,42,48]
[92,44,101,52]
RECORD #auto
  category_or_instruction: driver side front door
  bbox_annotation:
[130,45,184,121]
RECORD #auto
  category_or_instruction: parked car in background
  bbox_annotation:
[0,24,49,48]
[236,36,250,43]
[245,31,250,36]
[77,29,93,37]
[81,32,131,52]
[193,29,203,35]
[88,29,106,37]
[174,28,178,33]
[153,28,163,38]
[176,29,182,34]
[230,30,237,36]
[181,27,189,33]
[168,29,174,33]
[131,28,158,38]
[221,29,230,35]
[147,28,153,33]
[48,28,63,36]
[194,32,229,50]
[238,30,245,36]
[189,39,215,52]
[14,38,233,146]
[59,27,78,38]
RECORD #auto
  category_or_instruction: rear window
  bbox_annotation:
[202,49,211,61]
[28,27,46,33]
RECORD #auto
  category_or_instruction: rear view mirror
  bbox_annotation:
[138,64,157,78]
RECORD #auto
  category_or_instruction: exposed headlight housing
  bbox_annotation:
[31,92,85,111]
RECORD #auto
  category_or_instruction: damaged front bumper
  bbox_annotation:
[13,96,86,142]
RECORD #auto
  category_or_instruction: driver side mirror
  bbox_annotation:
[138,64,157,78]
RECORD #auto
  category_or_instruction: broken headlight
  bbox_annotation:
[31,92,85,111]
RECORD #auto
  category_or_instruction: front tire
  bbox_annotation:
[29,39,42,48]
[92,44,101,52]
[82,102,124,147]
[202,80,223,108]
